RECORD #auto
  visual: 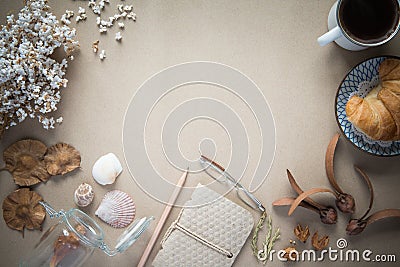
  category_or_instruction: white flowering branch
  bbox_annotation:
[0,0,79,137]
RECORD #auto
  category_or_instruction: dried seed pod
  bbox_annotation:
[347,209,400,235]
[346,219,367,235]
[311,231,329,251]
[273,171,338,224]
[44,143,81,175]
[3,139,50,186]
[319,207,338,225]
[273,197,337,225]
[294,224,310,243]
[2,188,46,236]
[325,133,355,214]
[346,166,400,235]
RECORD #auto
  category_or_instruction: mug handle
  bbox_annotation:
[317,26,342,46]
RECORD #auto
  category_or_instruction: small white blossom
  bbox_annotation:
[115,32,122,41]
[99,50,106,60]
[124,5,133,12]
[127,12,136,21]
[56,116,63,124]
[78,7,86,15]
[118,22,124,28]
[0,0,79,136]
[99,26,107,33]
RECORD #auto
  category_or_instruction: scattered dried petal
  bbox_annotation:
[92,40,99,53]
[282,246,298,261]
[294,224,310,243]
[311,232,329,251]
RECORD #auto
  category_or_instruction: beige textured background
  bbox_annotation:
[1,0,399,266]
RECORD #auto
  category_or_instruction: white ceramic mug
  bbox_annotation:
[318,0,400,51]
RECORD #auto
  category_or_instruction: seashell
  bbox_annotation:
[74,183,94,207]
[92,153,122,185]
[95,190,136,228]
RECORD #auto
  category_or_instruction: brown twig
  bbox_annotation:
[288,188,337,216]
[273,196,337,224]
[325,133,355,214]
[325,133,343,194]
[366,209,400,226]
[286,170,325,210]
[353,166,374,220]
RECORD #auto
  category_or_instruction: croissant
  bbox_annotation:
[346,59,400,141]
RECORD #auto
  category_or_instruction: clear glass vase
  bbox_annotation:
[20,202,153,267]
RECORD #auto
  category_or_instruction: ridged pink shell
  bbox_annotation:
[95,190,136,228]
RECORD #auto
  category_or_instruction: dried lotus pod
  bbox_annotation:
[3,139,50,186]
[2,188,46,236]
[45,143,81,175]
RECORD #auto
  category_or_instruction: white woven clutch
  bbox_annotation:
[152,184,254,267]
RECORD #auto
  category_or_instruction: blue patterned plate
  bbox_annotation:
[335,56,400,156]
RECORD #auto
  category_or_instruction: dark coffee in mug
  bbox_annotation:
[338,0,400,44]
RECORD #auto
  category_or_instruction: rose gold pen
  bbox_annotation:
[137,168,189,267]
